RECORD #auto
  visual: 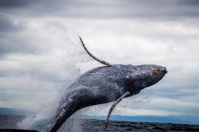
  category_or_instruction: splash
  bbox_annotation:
[17,24,93,132]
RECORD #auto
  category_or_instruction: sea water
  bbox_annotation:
[1,115,199,132]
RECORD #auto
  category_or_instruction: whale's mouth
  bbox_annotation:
[152,69,161,76]
[152,68,167,78]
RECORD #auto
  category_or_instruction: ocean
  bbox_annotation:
[0,115,199,132]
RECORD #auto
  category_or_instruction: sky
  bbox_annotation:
[0,0,199,124]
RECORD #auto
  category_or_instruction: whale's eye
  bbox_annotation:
[152,69,160,76]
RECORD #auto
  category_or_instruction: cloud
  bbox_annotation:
[0,14,38,57]
[115,107,187,116]
[0,0,199,125]
[0,20,94,110]
[0,0,41,8]
[83,101,189,116]
[134,98,199,115]
[0,14,25,32]
[83,96,199,117]
[0,0,199,19]
[176,0,199,6]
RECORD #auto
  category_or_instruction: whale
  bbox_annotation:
[50,37,167,132]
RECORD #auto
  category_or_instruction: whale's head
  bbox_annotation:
[120,64,167,94]
[79,37,167,95]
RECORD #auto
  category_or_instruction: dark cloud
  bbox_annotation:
[0,0,39,8]
[0,15,43,57]
[0,0,199,19]
[0,35,40,57]
[119,0,199,18]
[0,14,25,32]
[0,16,35,57]
[176,0,199,6]
[0,68,64,84]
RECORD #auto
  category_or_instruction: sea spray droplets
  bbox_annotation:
[17,28,93,132]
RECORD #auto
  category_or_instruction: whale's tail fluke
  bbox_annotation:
[79,37,115,67]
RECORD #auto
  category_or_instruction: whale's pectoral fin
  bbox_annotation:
[79,36,115,67]
[105,91,130,129]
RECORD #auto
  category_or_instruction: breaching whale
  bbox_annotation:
[50,37,167,132]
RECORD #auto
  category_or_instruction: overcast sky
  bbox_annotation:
[0,0,199,124]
